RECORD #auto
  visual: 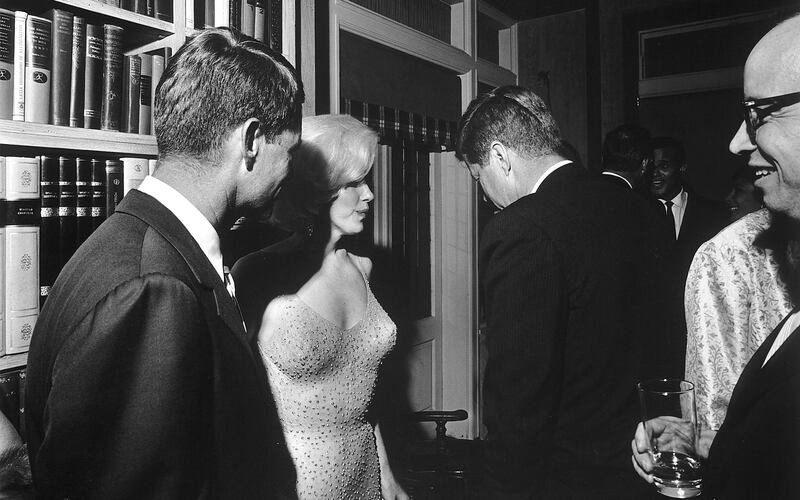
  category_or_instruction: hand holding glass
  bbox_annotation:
[637,379,703,498]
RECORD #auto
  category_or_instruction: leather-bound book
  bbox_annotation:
[39,155,59,307]
[83,24,103,129]
[44,9,73,126]
[68,16,86,128]
[100,24,123,131]
[90,158,106,231]
[75,158,93,245]
[23,15,51,124]
[57,156,77,271]
[121,54,140,133]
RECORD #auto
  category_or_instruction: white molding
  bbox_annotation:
[477,0,516,27]
[329,1,341,112]
[477,58,516,87]
[282,0,297,66]
[334,0,473,74]
[638,67,742,98]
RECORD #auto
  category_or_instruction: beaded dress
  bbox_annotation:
[258,275,396,500]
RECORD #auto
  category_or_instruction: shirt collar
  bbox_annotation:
[663,188,686,208]
[137,176,225,282]
[601,171,633,189]
[531,160,573,194]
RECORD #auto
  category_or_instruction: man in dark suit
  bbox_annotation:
[647,136,729,376]
[633,14,800,498]
[25,28,304,499]
[600,123,652,191]
[649,136,729,275]
[456,85,666,499]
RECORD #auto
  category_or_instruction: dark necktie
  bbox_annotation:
[664,200,676,240]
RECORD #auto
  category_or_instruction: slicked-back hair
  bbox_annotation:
[455,85,561,166]
[602,124,652,173]
[154,28,304,162]
[652,136,686,166]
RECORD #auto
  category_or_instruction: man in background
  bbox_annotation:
[26,28,304,499]
[456,85,665,499]
[634,14,800,498]
[600,123,652,191]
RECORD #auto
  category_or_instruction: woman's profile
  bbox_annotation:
[232,114,408,499]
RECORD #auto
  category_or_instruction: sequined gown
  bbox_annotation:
[258,277,396,500]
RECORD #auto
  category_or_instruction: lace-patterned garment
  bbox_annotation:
[685,209,792,430]
[258,278,396,500]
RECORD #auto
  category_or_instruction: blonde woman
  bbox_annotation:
[233,115,408,499]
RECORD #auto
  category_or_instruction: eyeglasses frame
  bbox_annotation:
[742,90,800,142]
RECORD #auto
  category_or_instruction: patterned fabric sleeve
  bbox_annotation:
[685,237,750,430]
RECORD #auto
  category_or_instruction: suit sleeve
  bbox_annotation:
[480,220,565,498]
[36,274,212,499]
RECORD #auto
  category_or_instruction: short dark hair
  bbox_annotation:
[651,136,686,165]
[154,28,304,162]
[455,85,561,165]
[601,124,652,173]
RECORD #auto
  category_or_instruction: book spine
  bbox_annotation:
[147,0,155,18]
[17,369,25,440]
[137,53,152,135]
[133,0,148,16]
[186,0,194,30]
[148,159,156,176]
[75,158,92,245]
[214,0,229,27]
[121,54,140,133]
[0,9,14,120]
[57,156,77,272]
[0,371,19,432]
[229,0,241,31]
[11,11,26,121]
[150,53,164,131]
[254,0,265,42]
[155,0,173,22]
[242,0,254,37]
[0,158,5,355]
[45,9,73,126]
[100,0,120,6]
[105,159,123,217]
[90,159,105,231]
[39,155,59,306]
[24,15,51,124]
[83,24,103,129]
[100,24,123,131]
[68,16,85,128]
[120,157,147,194]
[4,156,40,355]
[120,0,134,12]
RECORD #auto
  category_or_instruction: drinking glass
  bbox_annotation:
[638,379,702,498]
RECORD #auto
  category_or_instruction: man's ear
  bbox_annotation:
[240,118,262,171]
[490,141,512,176]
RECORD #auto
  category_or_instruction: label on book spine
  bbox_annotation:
[11,11,26,121]
[24,16,52,124]
[100,25,123,131]
[138,53,152,135]
[69,17,86,128]
[0,9,14,120]
[90,159,106,231]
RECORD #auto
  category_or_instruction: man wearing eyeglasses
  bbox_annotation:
[632,14,800,500]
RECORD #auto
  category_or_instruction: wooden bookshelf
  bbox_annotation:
[0,353,28,372]
[55,0,176,34]
[0,121,158,157]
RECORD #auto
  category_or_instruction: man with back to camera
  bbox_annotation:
[25,28,304,499]
[633,14,800,499]
[456,85,667,499]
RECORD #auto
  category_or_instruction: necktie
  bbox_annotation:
[664,200,676,240]
[223,266,246,332]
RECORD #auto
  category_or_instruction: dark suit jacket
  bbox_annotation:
[705,309,800,499]
[479,163,667,499]
[26,190,295,499]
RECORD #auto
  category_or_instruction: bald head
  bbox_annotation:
[745,15,800,97]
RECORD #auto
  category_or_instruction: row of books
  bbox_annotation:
[1,155,153,356]
[0,8,167,135]
[0,368,25,439]
[119,0,174,23]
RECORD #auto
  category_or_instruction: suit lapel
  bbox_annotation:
[724,308,799,426]
[114,190,249,341]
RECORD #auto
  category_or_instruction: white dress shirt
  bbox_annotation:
[137,176,226,284]
[660,189,687,238]
[763,309,800,367]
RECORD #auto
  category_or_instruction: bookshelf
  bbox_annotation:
[0,0,194,370]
